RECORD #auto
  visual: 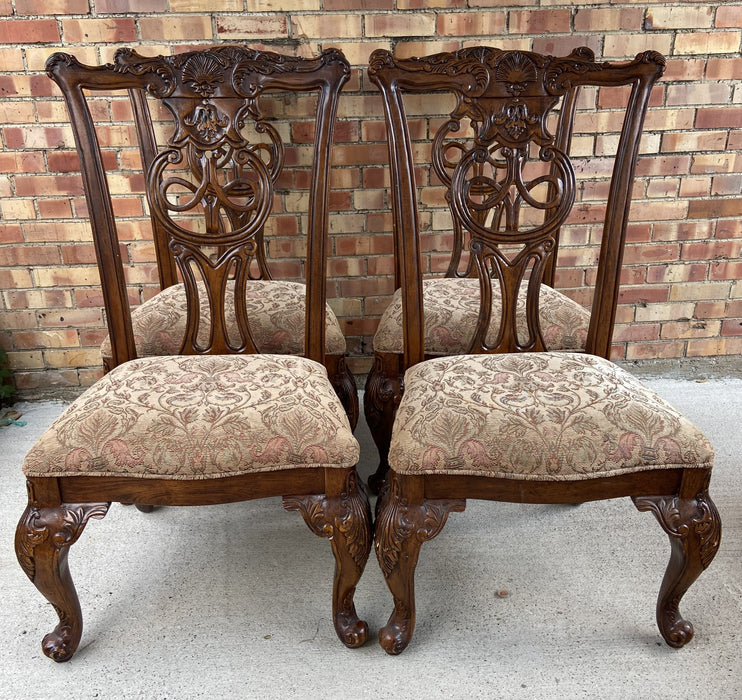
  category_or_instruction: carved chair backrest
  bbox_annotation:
[368,47,665,368]
[47,47,350,367]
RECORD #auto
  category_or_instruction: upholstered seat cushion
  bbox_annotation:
[100,280,347,361]
[373,278,590,355]
[389,352,713,481]
[23,354,359,480]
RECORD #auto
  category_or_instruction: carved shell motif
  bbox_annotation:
[495,52,538,97]
[182,53,225,98]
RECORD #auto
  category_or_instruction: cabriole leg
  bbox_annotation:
[15,480,109,662]
[633,469,721,648]
[374,473,465,655]
[284,468,372,648]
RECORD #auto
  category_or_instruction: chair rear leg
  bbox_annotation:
[374,474,465,654]
[15,484,109,662]
[633,469,721,648]
[326,354,359,431]
[364,353,403,494]
[284,468,372,648]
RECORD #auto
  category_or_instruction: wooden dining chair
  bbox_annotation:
[363,48,591,492]
[87,49,358,429]
[15,46,371,662]
[368,46,721,654]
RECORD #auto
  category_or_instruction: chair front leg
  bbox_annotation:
[15,480,109,662]
[374,473,465,655]
[633,468,721,648]
[284,468,372,648]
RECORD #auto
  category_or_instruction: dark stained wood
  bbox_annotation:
[46,47,358,427]
[368,47,721,655]
[16,47,369,663]
[364,46,666,489]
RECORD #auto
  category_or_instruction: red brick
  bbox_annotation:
[62,18,137,44]
[681,240,742,261]
[216,15,287,40]
[706,58,742,80]
[695,108,742,129]
[666,83,730,106]
[688,198,742,220]
[97,0,167,11]
[721,319,742,336]
[436,12,506,36]
[366,13,436,37]
[674,31,740,55]
[1,245,60,266]
[0,19,60,43]
[712,175,742,196]
[716,6,742,28]
[694,301,727,319]
[645,6,713,30]
[15,175,84,198]
[0,152,46,173]
[574,9,643,32]
[510,9,570,34]
[532,36,602,59]
[618,286,670,305]
[710,261,742,280]
[625,341,684,361]
[15,0,89,13]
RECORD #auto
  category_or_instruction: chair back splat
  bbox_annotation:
[368,47,721,657]
[47,47,358,425]
[16,47,370,663]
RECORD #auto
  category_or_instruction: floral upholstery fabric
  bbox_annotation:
[373,278,590,355]
[100,280,347,361]
[24,355,359,480]
[389,352,713,481]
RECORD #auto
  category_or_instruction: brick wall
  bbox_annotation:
[1,1,741,392]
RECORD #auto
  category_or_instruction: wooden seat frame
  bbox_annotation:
[367,47,721,654]
[16,47,371,662]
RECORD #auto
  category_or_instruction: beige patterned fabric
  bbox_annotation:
[389,352,713,481]
[373,278,590,355]
[24,355,359,480]
[100,280,347,360]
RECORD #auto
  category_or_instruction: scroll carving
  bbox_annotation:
[374,476,465,578]
[283,470,371,572]
[633,490,721,571]
[16,488,109,584]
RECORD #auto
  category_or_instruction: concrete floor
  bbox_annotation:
[1,378,740,699]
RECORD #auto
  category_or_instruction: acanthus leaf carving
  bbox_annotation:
[374,476,465,577]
